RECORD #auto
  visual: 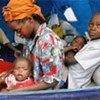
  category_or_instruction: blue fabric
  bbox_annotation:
[0,0,100,41]
[36,0,100,35]
[37,0,92,35]
[0,87,100,100]
[0,0,15,42]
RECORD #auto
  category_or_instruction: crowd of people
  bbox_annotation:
[0,0,100,93]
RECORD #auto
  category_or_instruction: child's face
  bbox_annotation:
[88,14,100,40]
[71,37,85,51]
[13,59,31,81]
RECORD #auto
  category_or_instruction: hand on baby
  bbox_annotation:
[0,72,9,83]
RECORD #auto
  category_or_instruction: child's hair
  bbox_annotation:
[13,57,33,70]
[73,36,87,44]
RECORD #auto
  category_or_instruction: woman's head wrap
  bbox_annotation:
[3,0,45,21]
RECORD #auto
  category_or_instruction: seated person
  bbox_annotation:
[0,28,21,59]
[65,12,100,89]
[0,57,34,92]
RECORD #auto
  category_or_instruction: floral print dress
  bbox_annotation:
[26,23,64,85]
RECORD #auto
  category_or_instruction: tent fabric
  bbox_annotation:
[0,0,100,42]
[0,0,14,42]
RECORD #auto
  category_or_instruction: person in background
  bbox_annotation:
[0,28,21,59]
[2,0,64,92]
[65,12,100,89]
[0,57,34,92]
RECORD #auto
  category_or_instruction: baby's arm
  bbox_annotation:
[64,51,77,65]
[63,46,73,53]
[64,45,78,53]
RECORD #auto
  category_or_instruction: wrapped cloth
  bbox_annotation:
[3,0,45,21]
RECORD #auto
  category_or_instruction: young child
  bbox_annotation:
[0,57,34,92]
[67,12,100,89]
[55,36,86,89]
[64,36,87,66]
[60,36,86,89]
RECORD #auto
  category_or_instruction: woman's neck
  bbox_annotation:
[33,22,40,34]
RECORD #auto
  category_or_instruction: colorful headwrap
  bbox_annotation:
[3,0,45,21]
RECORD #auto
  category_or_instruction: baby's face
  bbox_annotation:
[71,37,85,51]
[13,59,31,81]
[88,14,100,40]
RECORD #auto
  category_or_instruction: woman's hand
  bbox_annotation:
[14,49,22,58]
[0,72,7,83]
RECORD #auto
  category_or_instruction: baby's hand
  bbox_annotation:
[72,46,78,52]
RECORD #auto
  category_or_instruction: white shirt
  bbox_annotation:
[68,39,100,89]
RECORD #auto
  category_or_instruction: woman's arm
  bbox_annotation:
[9,81,57,92]
[5,43,21,57]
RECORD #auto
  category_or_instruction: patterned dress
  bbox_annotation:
[27,23,64,85]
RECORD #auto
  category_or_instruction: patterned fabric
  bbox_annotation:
[28,23,64,84]
[5,74,34,90]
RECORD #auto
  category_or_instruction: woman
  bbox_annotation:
[2,0,64,92]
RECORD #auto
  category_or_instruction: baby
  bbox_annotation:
[56,36,86,89]
[64,36,87,66]
[0,57,34,92]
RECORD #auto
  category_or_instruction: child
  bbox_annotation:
[0,57,34,92]
[64,36,87,66]
[60,36,86,89]
[67,12,100,89]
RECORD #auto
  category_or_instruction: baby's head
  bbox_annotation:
[13,57,33,81]
[70,36,87,52]
[88,12,100,40]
